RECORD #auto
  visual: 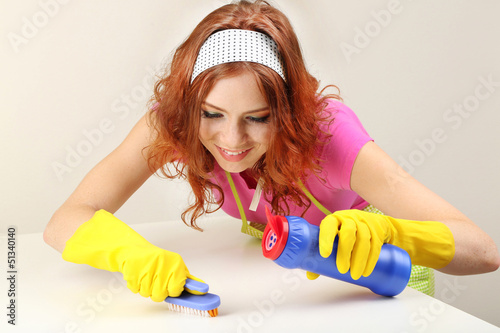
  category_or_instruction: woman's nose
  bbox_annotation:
[221,120,246,146]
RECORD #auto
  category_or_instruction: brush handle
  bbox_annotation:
[165,292,221,311]
[164,279,221,312]
[184,278,209,293]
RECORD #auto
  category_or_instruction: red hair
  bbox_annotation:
[147,0,339,229]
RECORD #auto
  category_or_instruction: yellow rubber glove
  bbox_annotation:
[307,209,455,280]
[62,210,206,302]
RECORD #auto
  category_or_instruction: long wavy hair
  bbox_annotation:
[147,0,339,230]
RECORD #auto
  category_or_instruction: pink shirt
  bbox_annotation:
[209,99,373,226]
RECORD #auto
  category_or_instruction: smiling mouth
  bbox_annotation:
[220,147,251,156]
[216,145,253,162]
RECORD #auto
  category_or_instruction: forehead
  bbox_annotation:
[204,71,268,111]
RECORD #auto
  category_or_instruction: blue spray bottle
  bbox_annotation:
[261,207,412,297]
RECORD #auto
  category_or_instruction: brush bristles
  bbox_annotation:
[166,303,219,317]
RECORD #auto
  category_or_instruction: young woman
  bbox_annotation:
[44,0,499,302]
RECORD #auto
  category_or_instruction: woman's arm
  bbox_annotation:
[350,141,500,275]
[43,114,155,253]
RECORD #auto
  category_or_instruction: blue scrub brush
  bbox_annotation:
[165,279,221,317]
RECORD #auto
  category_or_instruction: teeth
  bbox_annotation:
[221,148,249,156]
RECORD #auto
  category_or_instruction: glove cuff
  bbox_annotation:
[62,210,151,271]
[389,217,455,269]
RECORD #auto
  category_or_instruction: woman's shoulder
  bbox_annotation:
[322,98,356,117]
[317,97,372,156]
[319,98,364,130]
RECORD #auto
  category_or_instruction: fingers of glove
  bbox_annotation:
[349,222,371,280]
[120,247,189,301]
[123,267,163,300]
[319,215,341,258]
[126,279,140,295]
[166,278,185,298]
[336,218,357,275]
[150,274,170,302]
[306,271,320,280]
[185,273,208,295]
[138,284,151,299]
[139,250,187,300]
[363,237,384,278]
[138,273,166,300]
[163,253,188,298]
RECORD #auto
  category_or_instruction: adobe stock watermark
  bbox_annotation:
[386,73,499,189]
[339,0,404,64]
[404,277,467,333]
[7,0,72,54]
[236,269,308,333]
[236,257,323,333]
[61,273,126,333]
[51,65,159,182]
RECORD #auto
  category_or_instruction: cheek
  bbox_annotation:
[198,120,213,142]
[256,126,272,145]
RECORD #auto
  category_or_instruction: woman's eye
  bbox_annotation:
[248,115,270,124]
[201,110,270,124]
[202,110,223,119]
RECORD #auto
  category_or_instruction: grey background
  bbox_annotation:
[1,0,499,327]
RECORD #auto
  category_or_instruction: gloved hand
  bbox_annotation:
[307,209,455,280]
[62,210,206,302]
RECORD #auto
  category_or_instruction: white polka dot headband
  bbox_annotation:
[191,29,286,83]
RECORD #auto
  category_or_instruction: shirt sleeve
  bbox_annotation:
[320,100,373,190]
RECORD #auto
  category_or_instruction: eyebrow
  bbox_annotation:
[202,102,269,114]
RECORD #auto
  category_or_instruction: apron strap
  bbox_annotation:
[297,179,332,215]
[225,171,251,234]
[225,171,332,235]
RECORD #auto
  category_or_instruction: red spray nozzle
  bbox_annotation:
[262,206,289,260]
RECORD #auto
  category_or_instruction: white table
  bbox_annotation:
[1,216,499,333]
